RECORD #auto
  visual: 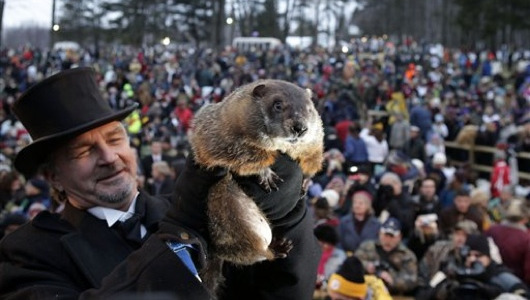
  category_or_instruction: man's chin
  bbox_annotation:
[96,184,136,206]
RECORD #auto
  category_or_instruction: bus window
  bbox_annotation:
[232,37,282,52]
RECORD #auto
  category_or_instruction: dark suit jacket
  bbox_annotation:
[141,154,172,180]
[146,176,176,201]
[0,191,320,300]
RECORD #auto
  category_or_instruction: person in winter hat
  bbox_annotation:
[327,256,391,300]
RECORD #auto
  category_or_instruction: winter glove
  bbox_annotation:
[158,152,306,248]
[233,152,306,233]
[158,154,227,245]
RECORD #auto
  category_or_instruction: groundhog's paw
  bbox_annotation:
[269,237,293,259]
[301,177,312,196]
[259,168,284,192]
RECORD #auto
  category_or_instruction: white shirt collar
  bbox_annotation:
[87,192,140,227]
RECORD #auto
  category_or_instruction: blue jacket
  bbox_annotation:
[343,136,369,163]
[409,105,432,139]
[338,215,381,253]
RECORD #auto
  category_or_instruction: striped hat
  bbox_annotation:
[328,256,368,298]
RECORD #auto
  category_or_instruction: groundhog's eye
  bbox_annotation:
[273,101,283,112]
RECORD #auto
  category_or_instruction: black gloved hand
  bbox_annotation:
[158,154,226,243]
[233,152,306,233]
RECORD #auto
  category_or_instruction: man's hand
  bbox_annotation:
[233,152,305,232]
[159,154,226,243]
[379,270,394,286]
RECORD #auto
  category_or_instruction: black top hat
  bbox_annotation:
[13,67,137,177]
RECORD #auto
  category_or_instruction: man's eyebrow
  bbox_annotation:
[105,124,126,137]
[68,124,125,150]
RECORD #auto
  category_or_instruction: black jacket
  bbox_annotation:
[0,191,320,299]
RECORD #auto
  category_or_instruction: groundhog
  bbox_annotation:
[189,79,324,297]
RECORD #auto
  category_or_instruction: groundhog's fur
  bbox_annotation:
[189,79,324,297]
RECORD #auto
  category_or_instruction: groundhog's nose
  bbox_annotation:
[292,122,308,137]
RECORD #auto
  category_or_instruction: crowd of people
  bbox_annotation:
[0,37,530,299]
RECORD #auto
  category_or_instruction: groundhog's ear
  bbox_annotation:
[306,88,314,99]
[306,88,317,104]
[252,84,267,99]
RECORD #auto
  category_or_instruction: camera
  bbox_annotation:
[417,213,437,226]
[373,260,392,277]
[445,246,486,279]
[441,246,487,298]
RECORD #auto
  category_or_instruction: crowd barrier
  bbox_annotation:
[444,141,530,181]
[366,110,530,181]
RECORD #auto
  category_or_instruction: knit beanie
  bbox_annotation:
[465,234,490,257]
[314,224,338,246]
[327,256,368,298]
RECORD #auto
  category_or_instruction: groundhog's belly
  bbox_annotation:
[241,202,273,260]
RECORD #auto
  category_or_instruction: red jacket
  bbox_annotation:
[490,160,510,198]
[174,107,193,132]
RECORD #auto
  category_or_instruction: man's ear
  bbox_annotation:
[43,167,63,193]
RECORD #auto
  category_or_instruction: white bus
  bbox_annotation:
[232,37,282,52]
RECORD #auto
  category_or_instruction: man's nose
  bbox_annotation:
[98,143,118,164]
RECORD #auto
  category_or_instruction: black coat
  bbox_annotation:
[141,154,172,180]
[0,192,320,299]
[145,176,176,201]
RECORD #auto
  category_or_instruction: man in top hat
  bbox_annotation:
[0,68,320,299]
[354,217,418,296]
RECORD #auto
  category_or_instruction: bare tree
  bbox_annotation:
[4,26,50,49]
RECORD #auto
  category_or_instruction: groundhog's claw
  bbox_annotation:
[259,168,284,192]
[270,237,293,259]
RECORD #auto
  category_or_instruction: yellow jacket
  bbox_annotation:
[385,92,408,125]
[365,275,393,300]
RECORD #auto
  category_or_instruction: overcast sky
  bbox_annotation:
[3,0,53,28]
[2,0,358,33]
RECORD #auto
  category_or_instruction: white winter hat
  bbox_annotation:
[432,152,447,165]
[320,189,340,208]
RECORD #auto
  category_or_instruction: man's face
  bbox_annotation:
[48,122,138,211]
[379,231,401,252]
[452,230,467,248]
[352,194,371,216]
[420,179,437,200]
[465,250,491,268]
[151,141,162,155]
[379,178,401,196]
[356,173,369,184]
[454,195,471,213]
